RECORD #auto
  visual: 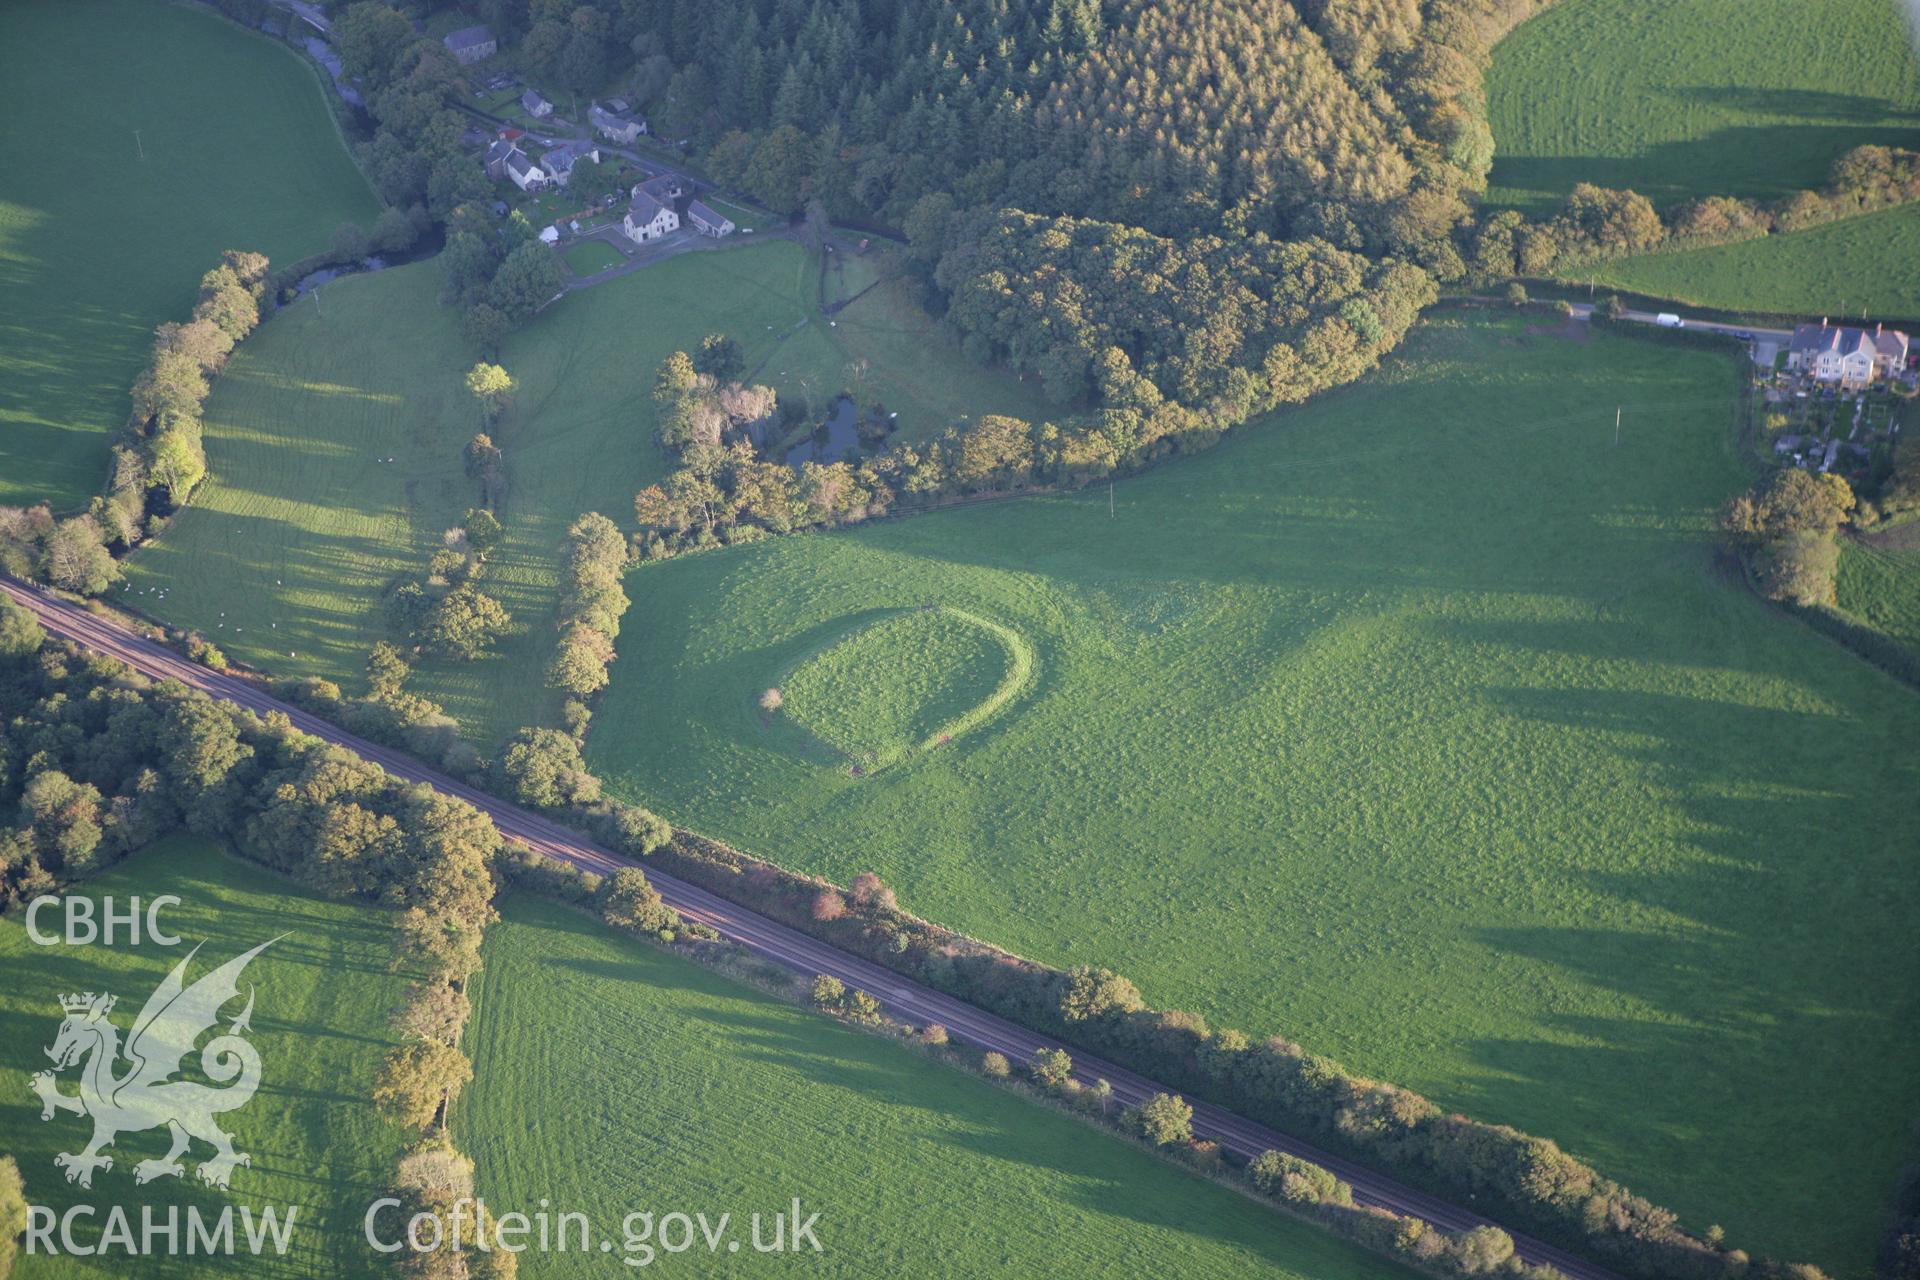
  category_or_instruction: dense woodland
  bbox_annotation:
[317,0,1568,446]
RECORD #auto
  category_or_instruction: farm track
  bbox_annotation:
[0,574,1628,1280]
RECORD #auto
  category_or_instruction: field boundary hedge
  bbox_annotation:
[493,849,1566,1280]
[606,822,1815,1280]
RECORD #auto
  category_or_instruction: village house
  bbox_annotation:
[686,199,735,237]
[483,137,518,182]
[623,190,679,243]
[589,102,647,144]
[1787,320,1910,389]
[504,148,546,192]
[442,25,496,65]
[539,142,599,187]
[521,89,554,119]
[634,173,684,202]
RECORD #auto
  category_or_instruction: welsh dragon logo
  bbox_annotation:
[29,939,278,1190]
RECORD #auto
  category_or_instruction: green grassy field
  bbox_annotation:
[1568,201,1920,318]
[586,312,1920,1274]
[1486,0,1920,216]
[776,607,1028,768]
[0,836,408,1278]
[0,0,380,511]
[457,894,1418,1279]
[823,245,884,307]
[124,240,1050,746]
[1837,533,1920,653]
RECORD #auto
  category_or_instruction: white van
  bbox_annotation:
[1654,313,1684,329]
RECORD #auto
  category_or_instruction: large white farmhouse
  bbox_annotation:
[623,191,679,243]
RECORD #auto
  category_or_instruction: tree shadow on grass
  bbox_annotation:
[543,954,1377,1275]
[1492,114,1920,213]
[1455,660,1920,1270]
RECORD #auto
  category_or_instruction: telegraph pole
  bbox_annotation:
[1614,406,1621,447]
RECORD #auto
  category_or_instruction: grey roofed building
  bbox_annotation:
[637,173,684,201]
[505,150,543,189]
[443,25,497,64]
[1787,320,1909,369]
[484,137,518,180]
[590,103,646,143]
[628,191,667,224]
[686,200,735,235]
[521,88,554,117]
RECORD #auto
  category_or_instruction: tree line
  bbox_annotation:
[544,512,631,738]
[819,972,1559,1280]
[0,252,269,595]
[1466,146,1920,282]
[595,823,1831,1280]
[0,601,533,1277]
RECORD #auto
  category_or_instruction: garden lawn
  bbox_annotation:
[0,835,408,1278]
[124,239,1046,746]
[587,311,1920,1276]
[560,239,625,275]
[1566,201,1920,319]
[1486,0,1920,216]
[457,893,1419,1280]
[704,197,769,230]
[0,0,379,510]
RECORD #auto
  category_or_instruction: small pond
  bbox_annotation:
[784,395,861,467]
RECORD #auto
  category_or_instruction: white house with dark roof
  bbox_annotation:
[504,149,546,192]
[521,88,554,119]
[443,25,496,65]
[686,200,735,237]
[589,103,646,144]
[1788,320,1910,388]
[623,191,680,243]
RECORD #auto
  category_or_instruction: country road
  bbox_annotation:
[1565,300,1792,341]
[1,575,1626,1280]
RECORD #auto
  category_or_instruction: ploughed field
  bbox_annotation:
[0,837,408,1278]
[586,311,1920,1275]
[0,0,378,509]
[123,241,1047,748]
[456,893,1421,1280]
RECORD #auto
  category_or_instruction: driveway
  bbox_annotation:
[560,225,797,290]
